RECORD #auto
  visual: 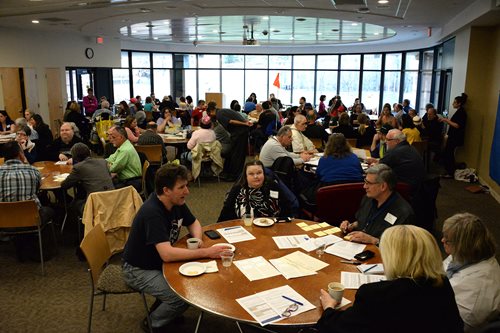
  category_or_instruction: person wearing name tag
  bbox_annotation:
[340,164,415,245]
[217,160,293,222]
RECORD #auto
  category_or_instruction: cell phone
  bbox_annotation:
[276,217,292,223]
[204,230,221,240]
[354,250,375,261]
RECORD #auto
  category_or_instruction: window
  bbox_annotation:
[121,51,129,68]
[292,71,315,105]
[245,55,268,69]
[293,55,315,70]
[339,71,360,107]
[131,52,150,68]
[198,54,220,68]
[222,55,244,68]
[362,71,381,113]
[132,69,151,98]
[222,70,244,107]
[198,69,220,96]
[385,53,402,70]
[269,70,291,105]
[340,55,361,70]
[184,70,197,103]
[363,54,382,70]
[317,55,338,70]
[113,69,130,103]
[383,71,400,104]
[153,53,172,68]
[403,72,418,109]
[153,69,171,99]
[269,55,292,69]
[245,70,268,102]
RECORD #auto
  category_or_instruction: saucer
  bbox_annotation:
[253,218,275,227]
[179,262,206,277]
[211,243,236,252]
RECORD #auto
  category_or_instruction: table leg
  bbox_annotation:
[194,311,204,333]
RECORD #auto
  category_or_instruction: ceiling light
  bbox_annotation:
[289,36,294,40]
[78,2,88,6]
[351,23,358,26]
[212,29,218,33]
[358,38,364,41]
[374,32,380,35]
[378,0,389,3]
[262,16,269,20]
[32,20,40,24]
[153,37,158,40]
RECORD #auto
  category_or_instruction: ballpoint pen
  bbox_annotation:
[282,295,304,306]
[340,260,361,265]
[223,226,240,231]
[363,264,378,273]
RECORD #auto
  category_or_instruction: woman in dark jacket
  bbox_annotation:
[317,225,463,333]
[29,114,53,161]
[440,93,467,178]
[217,160,292,222]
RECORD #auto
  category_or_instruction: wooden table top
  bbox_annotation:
[33,161,73,190]
[163,219,380,327]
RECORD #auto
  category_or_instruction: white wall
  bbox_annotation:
[0,27,122,120]
[449,27,471,118]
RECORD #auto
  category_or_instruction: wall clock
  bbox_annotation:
[85,47,94,59]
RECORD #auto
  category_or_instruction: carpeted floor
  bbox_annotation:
[0,175,499,333]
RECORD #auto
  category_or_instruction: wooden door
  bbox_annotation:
[23,68,40,114]
[46,68,64,136]
[0,68,23,120]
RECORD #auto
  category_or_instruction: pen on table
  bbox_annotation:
[282,295,304,306]
[340,260,361,265]
[223,226,240,231]
[363,264,378,273]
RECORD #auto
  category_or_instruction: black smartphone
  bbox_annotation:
[276,217,292,223]
[204,230,221,240]
[354,250,375,261]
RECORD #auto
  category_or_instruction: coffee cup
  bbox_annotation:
[327,282,345,303]
[187,237,201,249]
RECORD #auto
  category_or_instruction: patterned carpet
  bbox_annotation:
[0,175,498,333]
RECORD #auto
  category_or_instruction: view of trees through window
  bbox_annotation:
[110,48,442,115]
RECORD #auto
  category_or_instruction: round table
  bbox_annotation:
[33,161,73,190]
[163,219,380,327]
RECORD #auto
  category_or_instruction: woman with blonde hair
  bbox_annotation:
[442,213,500,331]
[317,225,463,333]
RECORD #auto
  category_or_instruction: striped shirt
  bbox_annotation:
[0,159,41,207]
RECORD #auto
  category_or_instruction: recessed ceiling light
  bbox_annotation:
[289,36,294,40]
[32,20,40,24]
[316,32,322,35]
[378,0,389,3]
[153,37,158,40]
[374,32,380,35]
[358,38,364,41]
[212,29,218,33]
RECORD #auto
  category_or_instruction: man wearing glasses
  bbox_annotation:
[290,114,317,154]
[340,164,415,245]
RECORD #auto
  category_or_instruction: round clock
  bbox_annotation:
[85,47,94,59]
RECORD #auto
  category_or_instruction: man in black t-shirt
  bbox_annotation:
[123,165,228,331]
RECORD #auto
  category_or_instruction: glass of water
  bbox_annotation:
[220,250,235,268]
[315,239,326,257]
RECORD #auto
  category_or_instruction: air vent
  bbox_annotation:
[331,0,366,5]
[357,7,370,13]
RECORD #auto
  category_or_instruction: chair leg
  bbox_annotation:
[49,221,59,256]
[141,292,153,333]
[87,293,95,333]
[102,293,107,311]
[37,227,45,276]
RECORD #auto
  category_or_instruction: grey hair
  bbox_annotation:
[388,129,407,142]
[15,118,28,126]
[277,125,292,137]
[294,114,306,125]
[365,163,397,191]
[70,143,91,163]
[111,125,127,139]
[101,100,110,109]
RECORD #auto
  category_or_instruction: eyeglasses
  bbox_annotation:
[386,138,398,141]
[281,303,299,317]
[364,178,380,185]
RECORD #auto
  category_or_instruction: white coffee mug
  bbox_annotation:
[187,237,201,249]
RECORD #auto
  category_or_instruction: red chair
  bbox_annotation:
[395,182,413,202]
[314,182,366,226]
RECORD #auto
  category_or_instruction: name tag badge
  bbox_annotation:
[270,190,279,199]
[384,213,397,225]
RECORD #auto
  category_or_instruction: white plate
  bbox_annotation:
[179,262,206,277]
[211,243,236,252]
[253,218,275,227]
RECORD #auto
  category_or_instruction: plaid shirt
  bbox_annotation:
[0,159,41,207]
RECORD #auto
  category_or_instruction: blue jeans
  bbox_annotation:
[122,262,189,328]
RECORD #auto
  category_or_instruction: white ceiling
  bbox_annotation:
[0,0,498,47]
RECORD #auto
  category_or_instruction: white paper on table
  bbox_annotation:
[272,235,310,249]
[352,148,367,159]
[337,297,352,309]
[357,263,384,274]
[298,234,343,252]
[325,240,366,260]
[216,226,256,243]
[269,251,328,279]
[236,285,315,326]
[340,271,386,289]
[233,256,281,281]
[54,160,68,165]
[53,173,70,182]
[305,158,320,167]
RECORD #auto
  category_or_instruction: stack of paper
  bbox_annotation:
[236,285,315,326]
[298,234,343,252]
[357,263,384,274]
[340,271,386,289]
[269,251,329,279]
[216,226,256,243]
[325,241,366,260]
[233,256,281,281]
[272,235,310,249]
